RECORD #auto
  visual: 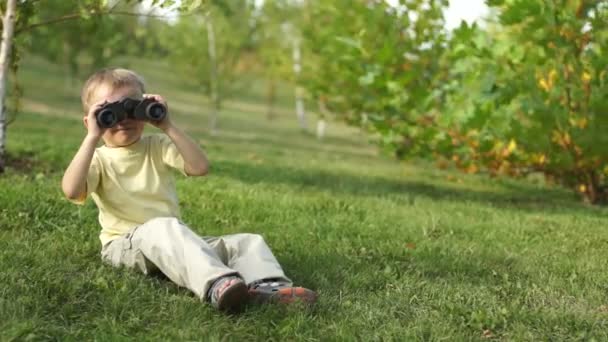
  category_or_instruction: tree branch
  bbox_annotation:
[15,9,186,36]
[16,12,84,35]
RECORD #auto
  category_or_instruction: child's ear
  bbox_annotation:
[83,115,89,129]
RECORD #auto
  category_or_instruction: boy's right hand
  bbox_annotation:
[84,101,108,138]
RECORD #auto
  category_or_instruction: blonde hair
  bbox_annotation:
[81,68,146,113]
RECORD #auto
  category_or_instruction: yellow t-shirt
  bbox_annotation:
[75,134,186,246]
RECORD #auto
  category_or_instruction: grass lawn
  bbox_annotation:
[1,56,608,340]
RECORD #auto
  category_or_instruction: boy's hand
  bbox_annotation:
[84,100,107,138]
[144,94,173,132]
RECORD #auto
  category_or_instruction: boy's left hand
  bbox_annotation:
[143,94,172,131]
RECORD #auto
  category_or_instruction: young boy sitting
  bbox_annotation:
[62,68,317,311]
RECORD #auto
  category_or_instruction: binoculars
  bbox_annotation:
[95,97,167,128]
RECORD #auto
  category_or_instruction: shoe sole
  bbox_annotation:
[250,286,318,304]
[217,281,249,312]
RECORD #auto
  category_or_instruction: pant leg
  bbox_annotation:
[204,233,291,285]
[101,217,239,300]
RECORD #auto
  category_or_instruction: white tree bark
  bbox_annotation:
[0,0,17,173]
[206,13,220,136]
[316,98,330,140]
[316,119,326,140]
[292,38,307,131]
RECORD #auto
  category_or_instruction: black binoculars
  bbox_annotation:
[95,97,167,128]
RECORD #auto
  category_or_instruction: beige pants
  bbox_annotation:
[100,217,291,300]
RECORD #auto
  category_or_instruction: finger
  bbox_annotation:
[145,94,162,102]
[91,101,106,112]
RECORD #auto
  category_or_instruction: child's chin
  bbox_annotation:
[113,134,139,146]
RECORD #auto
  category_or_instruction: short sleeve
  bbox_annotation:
[158,134,186,175]
[70,153,101,205]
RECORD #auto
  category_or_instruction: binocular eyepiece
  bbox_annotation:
[95,97,167,128]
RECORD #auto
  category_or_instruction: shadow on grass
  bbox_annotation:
[209,130,375,161]
[213,159,604,215]
[4,151,47,173]
[276,242,534,300]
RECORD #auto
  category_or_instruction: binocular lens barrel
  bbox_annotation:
[146,103,166,121]
[97,109,118,128]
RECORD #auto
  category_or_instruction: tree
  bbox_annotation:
[299,0,448,149]
[252,0,295,121]
[294,0,608,203]
[0,0,17,173]
[162,0,253,134]
[0,0,194,173]
[436,0,608,203]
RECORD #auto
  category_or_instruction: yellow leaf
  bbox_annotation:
[538,78,550,91]
[549,69,558,82]
[563,132,571,146]
[582,71,591,83]
[578,184,587,193]
[552,130,571,148]
[507,139,517,153]
[576,117,588,129]
[569,117,588,129]
[533,153,547,165]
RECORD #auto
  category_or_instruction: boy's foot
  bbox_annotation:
[208,275,249,312]
[248,279,318,305]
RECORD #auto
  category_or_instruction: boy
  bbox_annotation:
[62,68,317,312]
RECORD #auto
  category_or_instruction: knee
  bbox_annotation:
[239,233,264,241]
[236,233,267,247]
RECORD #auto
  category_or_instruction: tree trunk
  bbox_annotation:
[0,0,17,174]
[316,98,329,140]
[266,78,276,120]
[206,14,220,136]
[316,119,326,140]
[292,39,307,131]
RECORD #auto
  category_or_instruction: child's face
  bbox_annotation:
[90,85,146,148]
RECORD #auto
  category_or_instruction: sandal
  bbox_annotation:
[249,279,318,305]
[208,275,249,312]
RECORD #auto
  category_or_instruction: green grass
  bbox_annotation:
[2,55,608,341]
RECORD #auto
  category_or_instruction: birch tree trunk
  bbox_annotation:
[292,38,307,131]
[316,98,329,140]
[206,13,220,136]
[0,0,17,173]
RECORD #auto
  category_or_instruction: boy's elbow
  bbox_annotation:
[63,188,83,201]
[63,191,82,201]
[186,164,209,177]
[61,182,85,201]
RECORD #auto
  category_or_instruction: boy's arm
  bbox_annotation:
[145,94,209,177]
[61,135,99,201]
[62,101,105,201]
[162,124,209,176]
